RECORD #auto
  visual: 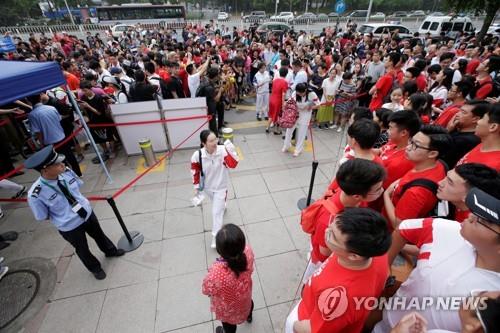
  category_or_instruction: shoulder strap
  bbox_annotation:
[322,198,339,216]
[400,178,438,196]
[198,149,204,176]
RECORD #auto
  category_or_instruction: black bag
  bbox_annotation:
[198,149,205,191]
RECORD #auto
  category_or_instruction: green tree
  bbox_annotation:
[445,0,499,42]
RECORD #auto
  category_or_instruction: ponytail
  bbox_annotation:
[215,224,248,278]
[225,252,248,278]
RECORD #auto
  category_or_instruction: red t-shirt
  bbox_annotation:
[369,73,394,111]
[65,72,80,91]
[390,162,446,221]
[310,192,345,264]
[298,254,389,333]
[466,58,480,75]
[178,68,190,97]
[157,68,170,82]
[380,143,415,189]
[433,102,464,128]
[456,143,500,171]
[416,74,427,92]
[475,76,493,99]
[455,209,470,223]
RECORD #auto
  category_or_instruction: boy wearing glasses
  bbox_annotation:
[304,159,386,283]
[373,187,500,333]
[383,125,452,230]
[286,208,392,333]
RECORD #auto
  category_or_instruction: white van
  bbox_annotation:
[418,16,475,37]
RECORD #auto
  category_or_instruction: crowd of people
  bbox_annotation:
[1,16,500,333]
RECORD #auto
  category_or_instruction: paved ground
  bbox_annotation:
[0,99,348,333]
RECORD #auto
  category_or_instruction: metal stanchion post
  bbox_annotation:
[297,160,319,210]
[139,138,157,167]
[106,196,144,252]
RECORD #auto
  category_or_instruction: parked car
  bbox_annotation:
[292,12,317,24]
[217,11,229,21]
[418,15,474,37]
[370,12,386,20]
[408,10,426,17]
[358,23,412,39]
[487,23,500,36]
[328,12,340,18]
[111,24,135,38]
[389,11,408,18]
[428,11,445,16]
[347,10,369,18]
[270,11,294,22]
[242,11,267,23]
[256,22,291,33]
[317,13,329,21]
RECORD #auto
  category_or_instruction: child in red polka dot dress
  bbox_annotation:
[202,224,254,333]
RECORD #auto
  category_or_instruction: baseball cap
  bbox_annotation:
[109,67,122,75]
[465,187,500,225]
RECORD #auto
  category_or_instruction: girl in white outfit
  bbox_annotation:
[253,62,271,120]
[282,83,320,157]
[190,130,239,248]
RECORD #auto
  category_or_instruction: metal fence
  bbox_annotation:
[0,16,488,37]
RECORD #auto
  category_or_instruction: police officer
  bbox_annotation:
[26,145,124,280]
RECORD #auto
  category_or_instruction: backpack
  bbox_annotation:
[300,198,340,234]
[196,82,209,98]
[398,179,439,217]
[278,98,298,128]
[149,76,169,99]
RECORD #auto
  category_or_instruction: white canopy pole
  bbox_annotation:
[66,88,113,184]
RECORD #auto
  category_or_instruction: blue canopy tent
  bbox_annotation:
[0,60,112,182]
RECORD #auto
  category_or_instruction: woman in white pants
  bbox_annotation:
[282,83,320,157]
[190,130,239,248]
[0,179,26,219]
[253,62,271,121]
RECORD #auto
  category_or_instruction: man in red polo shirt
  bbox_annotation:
[303,159,386,282]
[286,208,391,333]
[433,81,471,128]
[457,103,500,170]
[379,111,421,189]
[436,163,500,222]
[384,125,452,229]
[369,52,401,111]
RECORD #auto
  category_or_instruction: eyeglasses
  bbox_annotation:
[472,214,500,236]
[408,139,432,151]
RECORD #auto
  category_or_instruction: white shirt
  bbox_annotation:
[190,144,239,191]
[321,77,340,103]
[293,91,320,126]
[253,71,271,94]
[291,69,308,91]
[374,218,500,333]
[188,72,201,98]
[429,85,448,105]
[382,102,404,112]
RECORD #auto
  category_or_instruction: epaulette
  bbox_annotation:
[31,185,42,198]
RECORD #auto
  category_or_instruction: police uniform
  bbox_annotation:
[26,146,123,279]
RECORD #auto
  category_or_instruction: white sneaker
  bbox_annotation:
[293,150,300,157]
[329,124,338,129]
[210,237,216,249]
[0,266,8,281]
[281,147,289,153]
[336,127,342,133]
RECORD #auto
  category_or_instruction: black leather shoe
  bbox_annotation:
[105,249,125,257]
[93,269,106,280]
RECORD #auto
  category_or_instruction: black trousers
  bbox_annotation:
[221,300,254,333]
[59,212,117,273]
[54,139,82,177]
[216,102,225,131]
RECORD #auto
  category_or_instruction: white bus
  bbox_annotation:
[94,4,186,27]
